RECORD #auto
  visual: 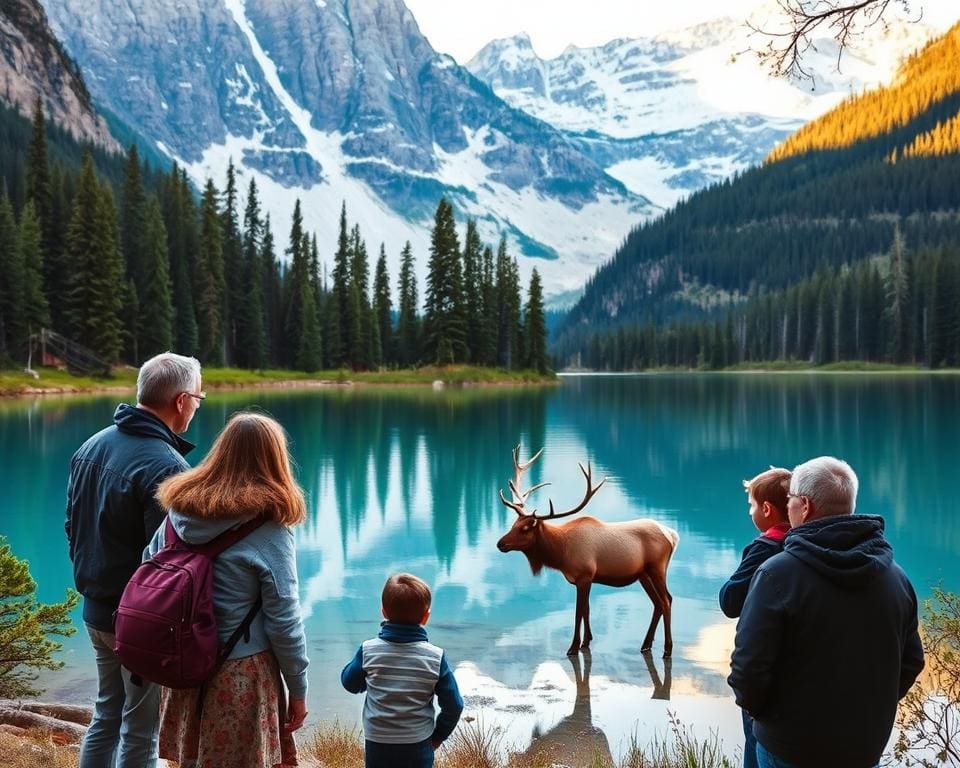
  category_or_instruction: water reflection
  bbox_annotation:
[643,652,672,701]
[518,651,613,766]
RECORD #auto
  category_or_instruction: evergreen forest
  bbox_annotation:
[553,23,960,370]
[0,101,550,375]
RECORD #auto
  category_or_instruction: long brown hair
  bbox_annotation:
[157,412,306,525]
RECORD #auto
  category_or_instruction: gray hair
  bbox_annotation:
[137,353,202,407]
[790,456,858,517]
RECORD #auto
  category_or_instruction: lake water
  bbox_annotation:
[1,373,957,762]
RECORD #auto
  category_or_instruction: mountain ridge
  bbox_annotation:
[41,0,656,300]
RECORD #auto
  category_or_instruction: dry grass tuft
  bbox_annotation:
[0,730,79,768]
[299,719,364,768]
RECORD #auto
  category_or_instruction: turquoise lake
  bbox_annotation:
[1,373,957,760]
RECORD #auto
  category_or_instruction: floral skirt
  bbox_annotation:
[159,650,299,768]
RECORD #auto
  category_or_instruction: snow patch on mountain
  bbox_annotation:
[467,11,942,208]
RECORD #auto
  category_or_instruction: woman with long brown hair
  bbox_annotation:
[146,412,309,768]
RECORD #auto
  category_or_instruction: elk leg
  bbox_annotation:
[582,582,593,649]
[567,581,591,656]
[637,573,663,654]
[648,570,673,658]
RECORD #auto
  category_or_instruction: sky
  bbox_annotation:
[403,0,960,63]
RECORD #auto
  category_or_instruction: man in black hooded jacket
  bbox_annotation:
[728,456,924,768]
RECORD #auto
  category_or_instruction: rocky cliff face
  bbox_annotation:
[41,0,653,299]
[0,0,118,150]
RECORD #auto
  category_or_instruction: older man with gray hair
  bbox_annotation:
[728,456,924,768]
[66,352,202,768]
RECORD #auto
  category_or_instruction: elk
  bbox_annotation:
[496,446,679,657]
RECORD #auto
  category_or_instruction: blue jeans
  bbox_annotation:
[79,624,159,768]
[756,741,877,768]
[742,710,758,768]
[365,738,434,768]
[755,741,793,768]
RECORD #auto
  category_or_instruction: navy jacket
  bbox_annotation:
[728,515,924,768]
[719,525,788,618]
[65,404,193,630]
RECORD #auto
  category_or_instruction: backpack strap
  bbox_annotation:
[165,515,267,558]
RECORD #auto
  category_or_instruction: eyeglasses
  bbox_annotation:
[786,492,805,502]
[181,391,206,402]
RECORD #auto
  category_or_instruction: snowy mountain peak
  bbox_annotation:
[42,0,655,301]
[466,9,945,212]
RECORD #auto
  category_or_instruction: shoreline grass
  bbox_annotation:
[0,365,557,397]
[0,715,736,768]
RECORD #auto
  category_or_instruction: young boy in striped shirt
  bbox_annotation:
[341,572,464,768]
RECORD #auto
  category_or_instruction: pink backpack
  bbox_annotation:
[114,516,265,688]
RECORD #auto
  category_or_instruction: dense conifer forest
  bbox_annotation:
[0,101,550,374]
[553,24,960,370]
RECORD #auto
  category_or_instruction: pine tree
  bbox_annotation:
[327,203,350,367]
[396,241,419,367]
[885,224,910,361]
[461,219,483,362]
[0,537,78,698]
[282,201,322,371]
[196,180,225,365]
[524,268,548,373]
[119,145,148,361]
[260,215,282,367]
[478,245,497,366]
[423,199,466,364]
[63,154,100,344]
[18,202,50,356]
[138,198,174,359]
[240,178,267,368]
[0,191,21,359]
[494,237,522,368]
[161,166,198,357]
[26,100,60,333]
[84,185,125,361]
[373,244,393,367]
[346,225,374,369]
[220,160,243,364]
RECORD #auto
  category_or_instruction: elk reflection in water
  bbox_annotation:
[518,651,613,766]
[517,650,673,765]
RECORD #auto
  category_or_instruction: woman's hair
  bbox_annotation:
[157,412,306,525]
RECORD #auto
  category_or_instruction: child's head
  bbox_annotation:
[381,573,432,625]
[742,467,791,533]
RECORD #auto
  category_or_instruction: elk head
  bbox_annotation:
[496,445,606,555]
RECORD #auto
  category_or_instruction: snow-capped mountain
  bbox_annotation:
[467,15,941,208]
[40,0,656,300]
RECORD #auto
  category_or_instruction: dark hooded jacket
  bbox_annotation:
[65,404,194,631]
[728,514,924,768]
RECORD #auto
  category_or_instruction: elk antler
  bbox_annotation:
[499,445,548,516]
[536,461,606,521]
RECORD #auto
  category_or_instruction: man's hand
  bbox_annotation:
[284,698,308,733]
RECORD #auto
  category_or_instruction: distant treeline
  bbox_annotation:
[558,227,960,370]
[0,101,549,373]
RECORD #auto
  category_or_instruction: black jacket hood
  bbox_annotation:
[113,403,194,457]
[784,514,892,588]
